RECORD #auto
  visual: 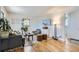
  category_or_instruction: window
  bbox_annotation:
[65,13,69,26]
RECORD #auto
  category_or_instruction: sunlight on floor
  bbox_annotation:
[24,37,79,52]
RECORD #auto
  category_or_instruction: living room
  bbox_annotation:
[0,6,79,52]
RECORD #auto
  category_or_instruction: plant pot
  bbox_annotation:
[0,31,9,38]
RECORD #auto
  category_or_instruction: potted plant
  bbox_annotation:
[21,17,30,35]
[21,26,28,34]
[0,18,11,38]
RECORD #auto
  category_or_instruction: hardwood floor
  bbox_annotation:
[6,47,24,52]
[32,39,79,52]
[7,39,79,52]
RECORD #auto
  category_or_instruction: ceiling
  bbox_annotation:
[5,6,51,16]
[4,6,79,17]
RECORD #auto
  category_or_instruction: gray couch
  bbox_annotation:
[0,35,25,52]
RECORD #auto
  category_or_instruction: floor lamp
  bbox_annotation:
[53,24,58,40]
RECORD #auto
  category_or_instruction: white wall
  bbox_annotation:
[67,10,79,40]
[8,14,22,32]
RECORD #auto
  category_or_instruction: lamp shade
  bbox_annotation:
[53,15,61,25]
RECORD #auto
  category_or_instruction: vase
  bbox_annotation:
[0,31,9,38]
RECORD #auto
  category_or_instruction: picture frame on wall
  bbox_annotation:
[42,18,51,26]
